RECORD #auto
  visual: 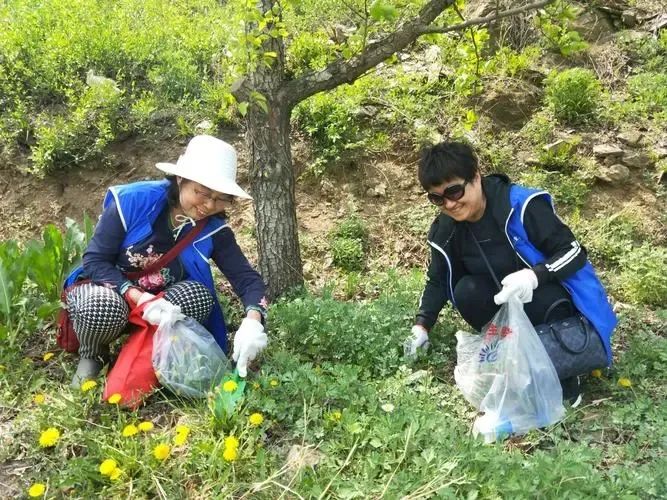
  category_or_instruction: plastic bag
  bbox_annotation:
[454,298,565,443]
[152,312,231,399]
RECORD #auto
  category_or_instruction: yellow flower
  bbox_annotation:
[173,432,188,446]
[38,427,60,448]
[80,380,97,392]
[107,393,122,404]
[591,369,602,378]
[33,393,46,405]
[42,352,54,362]
[99,459,118,476]
[222,380,238,392]
[153,443,170,460]
[269,379,279,387]
[222,446,238,462]
[122,424,139,437]
[252,382,260,390]
[618,377,632,388]
[175,424,190,436]
[248,413,264,426]
[109,467,122,480]
[224,435,239,450]
[138,421,154,432]
[328,411,342,422]
[28,483,46,497]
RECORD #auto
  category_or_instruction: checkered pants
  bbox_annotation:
[66,280,214,359]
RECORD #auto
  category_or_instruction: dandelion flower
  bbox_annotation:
[222,446,238,462]
[269,379,279,387]
[248,413,264,426]
[224,435,239,450]
[42,352,54,362]
[28,483,46,497]
[33,394,46,405]
[591,369,602,378]
[222,380,238,392]
[80,380,97,392]
[175,424,190,436]
[173,433,188,446]
[109,468,122,480]
[328,411,342,422]
[122,424,139,437]
[381,403,395,413]
[99,459,118,476]
[618,377,632,388]
[138,421,154,432]
[107,393,122,404]
[38,428,60,448]
[153,443,170,460]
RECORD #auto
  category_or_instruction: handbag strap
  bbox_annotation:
[542,297,575,324]
[125,217,209,280]
[466,224,501,292]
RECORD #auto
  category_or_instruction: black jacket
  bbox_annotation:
[415,175,587,330]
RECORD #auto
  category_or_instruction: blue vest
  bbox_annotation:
[507,185,617,363]
[65,180,229,352]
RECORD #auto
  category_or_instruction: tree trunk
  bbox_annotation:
[245,96,302,299]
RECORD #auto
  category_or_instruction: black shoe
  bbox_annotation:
[561,376,582,408]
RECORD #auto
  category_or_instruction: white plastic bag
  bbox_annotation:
[152,312,231,398]
[454,298,565,443]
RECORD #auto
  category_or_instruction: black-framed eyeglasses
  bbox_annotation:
[426,180,469,206]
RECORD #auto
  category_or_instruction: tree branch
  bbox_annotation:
[419,0,552,35]
[279,0,456,108]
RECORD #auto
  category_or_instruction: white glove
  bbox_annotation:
[404,325,430,357]
[232,318,268,377]
[142,297,183,326]
[493,269,538,305]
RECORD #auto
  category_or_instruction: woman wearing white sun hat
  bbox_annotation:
[63,135,268,388]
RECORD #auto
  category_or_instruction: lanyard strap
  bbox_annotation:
[466,223,502,292]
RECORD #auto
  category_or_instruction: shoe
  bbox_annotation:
[561,376,583,408]
[71,358,105,389]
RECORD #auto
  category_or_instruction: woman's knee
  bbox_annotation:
[69,284,129,332]
[163,280,214,322]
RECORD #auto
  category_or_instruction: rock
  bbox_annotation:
[616,131,643,147]
[654,147,667,159]
[593,143,624,158]
[320,179,335,197]
[543,139,572,155]
[195,120,214,132]
[477,80,541,130]
[622,152,653,169]
[596,164,630,183]
[622,10,638,28]
[286,445,324,472]
[366,183,387,197]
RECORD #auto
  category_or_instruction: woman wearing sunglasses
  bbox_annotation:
[64,135,268,388]
[405,141,616,405]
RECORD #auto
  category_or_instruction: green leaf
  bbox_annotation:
[238,101,249,117]
[370,1,398,22]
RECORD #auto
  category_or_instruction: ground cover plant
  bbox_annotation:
[1,0,666,497]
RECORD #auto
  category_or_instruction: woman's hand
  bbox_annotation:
[232,317,268,377]
[493,269,538,305]
[246,309,263,322]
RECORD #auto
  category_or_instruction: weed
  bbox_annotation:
[544,68,603,125]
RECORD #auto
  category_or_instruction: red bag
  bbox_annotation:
[56,280,92,353]
[102,300,160,410]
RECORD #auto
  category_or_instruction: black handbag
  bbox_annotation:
[534,298,608,380]
[467,224,608,380]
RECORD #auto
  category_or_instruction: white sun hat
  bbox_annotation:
[156,135,252,199]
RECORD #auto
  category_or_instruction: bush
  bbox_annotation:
[332,215,368,242]
[617,245,667,307]
[331,237,365,272]
[545,68,602,124]
[626,72,667,118]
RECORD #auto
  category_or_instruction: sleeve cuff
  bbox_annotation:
[531,264,551,286]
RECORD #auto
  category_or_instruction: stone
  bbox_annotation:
[543,139,571,155]
[195,120,214,132]
[622,152,653,169]
[654,147,667,160]
[616,131,643,147]
[622,10,638,28]
[596,164,630,183]
[593,144,624,158]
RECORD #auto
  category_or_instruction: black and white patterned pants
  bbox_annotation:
[66,280,214,359]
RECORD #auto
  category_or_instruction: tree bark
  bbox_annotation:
[242,0,302,299]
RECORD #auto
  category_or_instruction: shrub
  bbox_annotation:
[617,245,667,307]
[332,215,368,242]
[331,237,365,272]
[626,72,667,118]
[544,68,602,125]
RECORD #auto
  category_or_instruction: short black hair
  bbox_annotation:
[418,141,479,190]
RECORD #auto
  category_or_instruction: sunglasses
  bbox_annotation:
[427,180,469,206]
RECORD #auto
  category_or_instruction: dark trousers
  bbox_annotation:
[454,274,572,332]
